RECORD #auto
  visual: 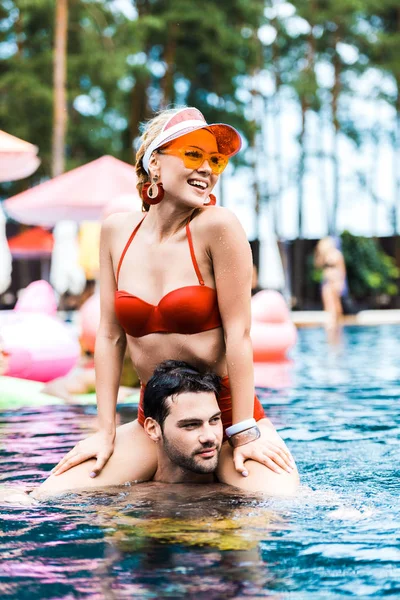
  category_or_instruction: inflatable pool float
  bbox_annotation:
[79,291,100,354]
[253,360,293,390]
[1,312,81,382]
[14,279,58,315]
[81,290,298,362]
[0,280,81,382]
[0,376,139,409]
[79,289,296,388]
[250,290,297,362]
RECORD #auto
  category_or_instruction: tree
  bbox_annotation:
[365,0,400,234]
[0,0,265,196]
[0,0,55,188]
[52,0,68,176]
[0,0,132,193]
[120,0,266,152]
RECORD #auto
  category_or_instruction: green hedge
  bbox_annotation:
[341,232,399,299]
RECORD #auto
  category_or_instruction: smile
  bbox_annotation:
[187,179,208,190]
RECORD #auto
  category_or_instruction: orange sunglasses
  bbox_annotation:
[159,145,229,174]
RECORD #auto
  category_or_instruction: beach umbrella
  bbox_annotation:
[8,227,54,258]
[3,155,139,226]
[0,130,41,182]
[7,226,54,284]
[0,131,40,293]
[0,205,12,294]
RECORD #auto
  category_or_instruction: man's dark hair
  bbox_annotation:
[143,360,221,429]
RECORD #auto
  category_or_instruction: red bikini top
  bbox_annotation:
[114,216,222,337]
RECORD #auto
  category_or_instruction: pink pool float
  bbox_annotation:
[251,290,297,362]
[14,279,58,315]
[1,281,80,382]
[79,290,100,354]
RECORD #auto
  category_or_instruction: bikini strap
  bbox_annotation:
[186,221,205,286]
[116,215,146,285]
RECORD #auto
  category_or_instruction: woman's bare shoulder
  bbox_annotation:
[195,206,242,234]
[328,247,344,263]
[195,208,248,253]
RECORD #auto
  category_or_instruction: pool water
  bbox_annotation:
[1,325,399,599]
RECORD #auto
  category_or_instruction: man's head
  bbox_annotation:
[143,361,223,478]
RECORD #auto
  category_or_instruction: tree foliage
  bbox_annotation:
[0,0,265,196]
[262,0,400,236]
[1,0,400,240]
[341,230,399,298]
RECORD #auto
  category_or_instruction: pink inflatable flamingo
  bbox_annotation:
[1,281,80,381]
[251,290,297,389]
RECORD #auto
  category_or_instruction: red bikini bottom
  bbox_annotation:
[137,376,266,442]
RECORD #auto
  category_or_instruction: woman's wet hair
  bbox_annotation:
[135,108,183,212]
[143,360,221,429]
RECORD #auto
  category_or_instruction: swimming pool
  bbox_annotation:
[1,325,399,598]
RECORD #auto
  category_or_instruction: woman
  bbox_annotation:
[314,237,347,333]
[51,107,299,495]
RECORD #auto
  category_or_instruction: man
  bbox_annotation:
[28,361,223,499]
[142,360,223,484]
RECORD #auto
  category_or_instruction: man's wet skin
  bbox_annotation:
[24,383,224,498]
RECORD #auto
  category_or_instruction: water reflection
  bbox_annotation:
[91,484,284,598]
[0,483,288,598]
[1,326,400,598]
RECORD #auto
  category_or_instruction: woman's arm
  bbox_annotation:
[207,208,255,423]
[94,216,127,435]
[52,216,126,476]
[205,208,294,476]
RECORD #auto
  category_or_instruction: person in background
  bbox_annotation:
[314,237,347,335]
[51,106,299,495]
[42,351,139,403]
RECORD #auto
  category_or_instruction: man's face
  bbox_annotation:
[161,391,223,474]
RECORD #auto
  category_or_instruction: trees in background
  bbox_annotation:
[365,0,400,234]
[261,0,400,237]
[0,0,130,189]
[0,0,399,239]
[52,0,68,176]
[0,0,265,193]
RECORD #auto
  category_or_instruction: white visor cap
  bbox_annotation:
[142,107,242,174]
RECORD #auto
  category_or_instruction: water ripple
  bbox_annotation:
[1,325,400,598]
